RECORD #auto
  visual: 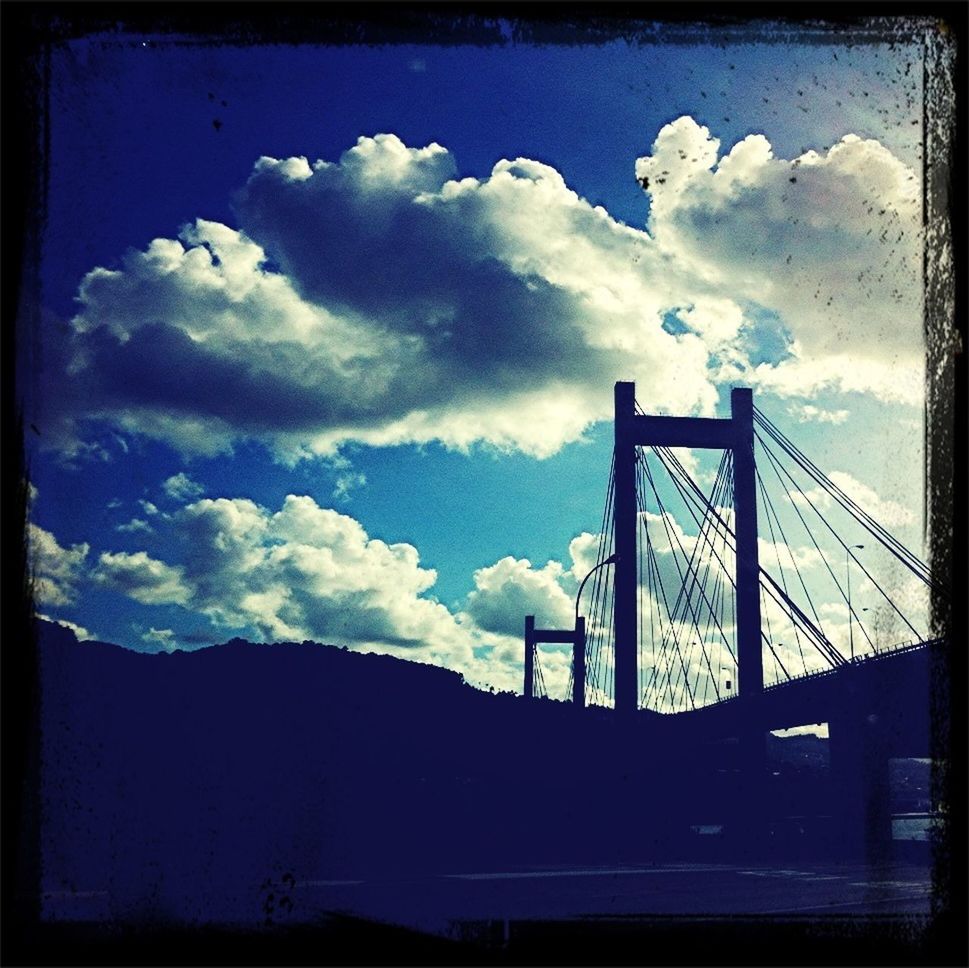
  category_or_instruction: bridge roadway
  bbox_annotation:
[656,639,939,757]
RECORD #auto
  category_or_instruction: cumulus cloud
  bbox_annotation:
[463,556,575,637]
[28,524,89,607]
[635,117,923,404]
[87,494,479,676]
[54,134,717,461]
[34,484,591,695]
[44,119,924,465]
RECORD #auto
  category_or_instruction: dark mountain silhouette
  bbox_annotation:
[37,619,666,924]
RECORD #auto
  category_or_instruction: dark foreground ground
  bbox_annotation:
[11,622,961,964]
[42,857,934,924]
[19,858,953,966]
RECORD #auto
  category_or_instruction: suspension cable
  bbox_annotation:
[754,462,817,674]
[756,428,924,645]
[647,452,734,658]
[657,440,846,668]
[661,452,732,706]
[638,453,703,710]
[753,407,941,596]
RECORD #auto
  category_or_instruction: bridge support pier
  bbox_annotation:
[734,725,769,855]
[524,616,535,700]
[829,713,893,862]
[573,616,586,708]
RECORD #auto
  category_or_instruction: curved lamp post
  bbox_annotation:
[571,553,618,708]
[575,553,619,625]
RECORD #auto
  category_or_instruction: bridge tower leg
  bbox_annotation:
[613,382,639,715]
[524,615,535,700]
[731,387,767,849]
[731,388,763,703]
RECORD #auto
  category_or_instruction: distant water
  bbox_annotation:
[686,817,935,841]
[891,815,935,841]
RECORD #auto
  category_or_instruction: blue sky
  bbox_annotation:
[25,20,938,701]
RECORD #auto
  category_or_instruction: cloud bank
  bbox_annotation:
[33,489,597,695]
[47,120,922,463]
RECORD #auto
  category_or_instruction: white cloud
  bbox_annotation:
[786,403,849,425]
[789,470,915,530]
[332,470,366,502]
[757,537,824,573]
[636,118,923,404]
[89,494,478,675]
[38,613,96,642]
[162,472,204,502]
[28,524,89,607]
[95,551,193,605]
[749,354,923,406]
[116,517,154,535]
[142,627,177,652]
[44,120,925,465]
[31,472,927,704]
[566,532,606,585]
[45,488,597,696]
[59,130,715,460]
[676,296,744,348]
[827,471,915,529]
[463,556,575,637]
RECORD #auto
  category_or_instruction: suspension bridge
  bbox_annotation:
[523,382,946,858]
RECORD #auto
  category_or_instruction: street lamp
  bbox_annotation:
[575,553,619,625]
[846,544,864,660]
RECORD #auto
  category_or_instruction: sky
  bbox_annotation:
[23,15,943,705]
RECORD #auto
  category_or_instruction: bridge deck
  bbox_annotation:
[648,639,938,755]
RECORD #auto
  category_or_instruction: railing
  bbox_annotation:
[672,637,940,712]
[762,636,938,693]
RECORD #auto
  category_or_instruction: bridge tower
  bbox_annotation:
[524,615,587,705]
[614,382,766,843]
[613,381,763,713]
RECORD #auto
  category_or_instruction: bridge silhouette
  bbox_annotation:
[524,382,945,860]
